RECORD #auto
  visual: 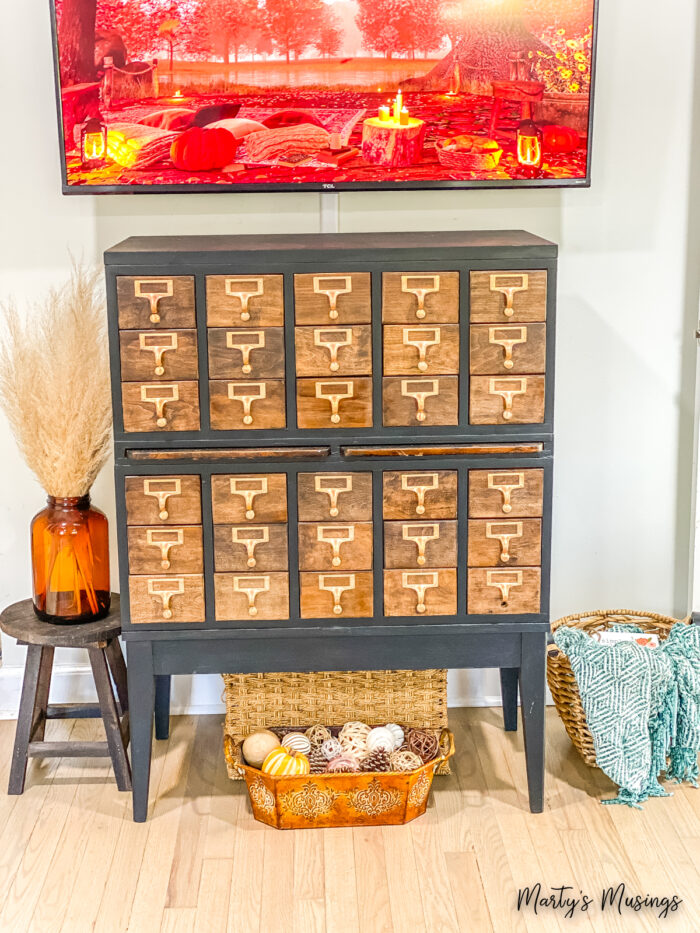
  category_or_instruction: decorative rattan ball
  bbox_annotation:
[321,737,343,760]
[407,729,439,763]
[389,749,423,772]
[282,732,312,756]
[366,726,395,754]
[384,722,405,750]
[339,721,371,760]
[305,724,332,748]
[325,753,361,773]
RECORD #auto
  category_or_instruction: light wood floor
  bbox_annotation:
[0,708,698,933]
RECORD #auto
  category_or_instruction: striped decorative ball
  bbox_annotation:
[261,747,311,776]
[321,737,343,760]
[282,732,312,756]
[385,723,405,751]
[366,727,395,754]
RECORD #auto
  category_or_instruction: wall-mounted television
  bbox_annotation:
[51,0,598,194]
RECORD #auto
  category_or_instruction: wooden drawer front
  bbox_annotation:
[383,569,457,616]
[469,323,546,375]
[295,326,371,377]
[117,276,195,329]
[122,381,200,432]
[214,572,290,620]
[208,327,285,379]
[294,273,371,325]
[467,567,541,614]
[120,330,198,382]
[467,519,541,567]
[214,524,289,572]
[468,469,544,518]
[382,272,459,323]
[296,378,372,429]
[210,380,286,430]
[211,474,287,523]
[469,375,545,424]
[383,376,458,426]
[298,522,373,571]
[383,324,459,376]
[299,571,373,618]
[384,520,457,569]
[470,271,547,323]
[297,472,372,521]
[383,471,458,519]
[127,526,204,574]
[206,275,284,327]
[129,574,205,624]
[125,475,202,525]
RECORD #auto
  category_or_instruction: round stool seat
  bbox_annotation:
[0,595,121,646]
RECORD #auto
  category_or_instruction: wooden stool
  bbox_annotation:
[0,595,131,794]
[488,80,545,136]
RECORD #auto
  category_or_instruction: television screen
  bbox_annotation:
[51,0,598,193]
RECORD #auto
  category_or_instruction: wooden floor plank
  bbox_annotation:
[324,828,360,933]
[381,823,426,933]
[226,805,266,933]
[194,858,233,933]
[353,826,394,933]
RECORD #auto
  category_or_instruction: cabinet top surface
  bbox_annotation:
[105,230,557,264]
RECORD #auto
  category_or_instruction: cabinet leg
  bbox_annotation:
[499,667,519,732]
[126,641,155,822]
[154,675,171,741]
[519,632,546,813]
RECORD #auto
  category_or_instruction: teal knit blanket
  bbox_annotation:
[554,623,700,808]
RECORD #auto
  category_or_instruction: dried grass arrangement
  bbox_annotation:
[0,263,112,497]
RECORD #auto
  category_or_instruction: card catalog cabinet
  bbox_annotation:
[106,231,555,631]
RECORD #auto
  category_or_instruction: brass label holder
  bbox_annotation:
[402,326,441,371]
[485,521,523,563]
[485,569,523,604]
[401,472,439,515]
[145,528,184,570]
[487,472,525,513]
[140,383,179,427]
[318,573,356,615]
[229,476,268,520]
[488,377,527,420]
[314,474,353,517]
[232,526,269,568]
[139,331,178,376]
[313,328,353,372]
[227,382,266,425]
[143,478,182,520]
[401,570,439,613]
[224,278,264,322]
[401,523,439,566]
[400,275,440,319]
[313,276,352,320]
[134,278,173,324]
[488,326,527,369]
[401,379,439,422]
[317,524,355,566]
[489,273,529,318]
[226,330,265,375]
[233,574,270,616]
[147,577,185,619]
[315,380,354,424]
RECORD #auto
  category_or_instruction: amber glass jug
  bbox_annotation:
[30,495,110,623]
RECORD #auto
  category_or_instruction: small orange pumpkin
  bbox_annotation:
[261,747,310,776]
[542,124,580,153]
[170,126,237,171]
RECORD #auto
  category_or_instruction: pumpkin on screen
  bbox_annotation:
[541,124,580,153]
[170,126,236,171]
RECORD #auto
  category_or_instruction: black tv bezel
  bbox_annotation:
[49,0,599,196]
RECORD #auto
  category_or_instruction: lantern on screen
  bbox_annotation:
[516,120,543,177]
[81,117,107,169]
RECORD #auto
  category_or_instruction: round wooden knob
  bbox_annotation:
[155,365,165,375]
[241,311,250,322]
[330,361,339,372]
[502,504,512,513]
[247,557,256,568]
[159,510,169,520]
[332,556,341,567]
[333,605,343,614]
[418,361,428,372]
[249,606,258,616]
[417,603,426,613]
[417,555,426,566]
[150,313,160,323]
[502,411,513,420]
[504,360,514,370]
[156,417,167,427]
[329,309,338,320]
[161,559,170,570]
[416,309,426,319]
[243,415,253,425]
[242,364,251,374]
[416,412,426,422]
[331,414,340,424]
[163,608,173,619]
[330,507,339,517]
[416,505,425,514]
[246,509,255,519]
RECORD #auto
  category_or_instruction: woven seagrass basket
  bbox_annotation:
[548,609,686,766]
[222,669,450,779]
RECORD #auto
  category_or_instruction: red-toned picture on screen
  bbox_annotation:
[51,0,597,193]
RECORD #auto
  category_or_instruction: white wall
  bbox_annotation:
[1,0,699,715]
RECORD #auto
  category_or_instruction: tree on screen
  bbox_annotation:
[263,0,325,61]
[315,4,343,59]
[58,0,97,84]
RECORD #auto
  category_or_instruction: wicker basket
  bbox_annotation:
[548,609,686,766]
[222,669,449,779]
[435,137,503,171]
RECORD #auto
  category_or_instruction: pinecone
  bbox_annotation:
[309,747,327,774]
[361,749,391,773]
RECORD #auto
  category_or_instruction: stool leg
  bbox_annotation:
[499,667,519,732]
[154,675,171,741]
[88,647,132,792]
[105,638,129,715]
[9,645,53,794]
